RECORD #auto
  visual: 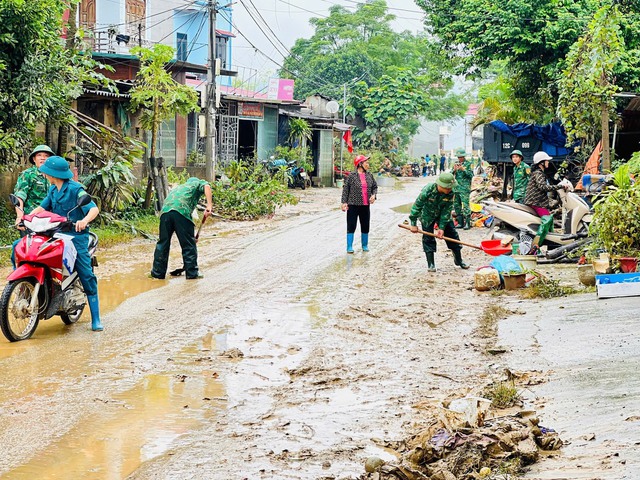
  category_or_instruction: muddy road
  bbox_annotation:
[0,178,637,479]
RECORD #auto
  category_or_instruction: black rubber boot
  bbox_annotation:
[426,252,436,272]
[452,250,470,269]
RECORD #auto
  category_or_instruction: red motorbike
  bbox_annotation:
[1,194,97,342]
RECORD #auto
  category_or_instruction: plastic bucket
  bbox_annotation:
[513,255,537,270]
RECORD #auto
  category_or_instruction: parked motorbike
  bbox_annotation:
[288,161,309,190]
[482,179,592,262]
[411,163,421,177]
[1,194,97,342]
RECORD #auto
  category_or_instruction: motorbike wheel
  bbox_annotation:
[61,305,85,325]
[0,279,41,342]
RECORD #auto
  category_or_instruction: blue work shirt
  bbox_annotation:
[40,180,97,235]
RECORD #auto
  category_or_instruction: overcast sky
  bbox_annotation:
[230,1,426,84]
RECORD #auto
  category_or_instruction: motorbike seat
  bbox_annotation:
[499,202,538,216]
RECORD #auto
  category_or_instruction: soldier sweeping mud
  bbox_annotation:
[408,172,470,272]
[150,177,212,280]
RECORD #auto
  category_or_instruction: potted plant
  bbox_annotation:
[589,162,640,272]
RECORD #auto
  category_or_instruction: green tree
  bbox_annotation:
[416,0,640,120]
[281,0,465,151]
[351,69,466,148]
[129,44,199,209]
[0,0,112,164]
[557,4,624,170]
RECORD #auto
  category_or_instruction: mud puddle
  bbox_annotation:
[391,203,413,214]
[3,334,226,480]
[0,262,164,359]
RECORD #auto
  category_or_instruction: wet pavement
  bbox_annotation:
[499,294,640,479]
[1,177,638,479]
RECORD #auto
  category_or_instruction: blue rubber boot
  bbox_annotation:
[361,233,369,252]
[88,294,103,331]
[346,233,354,254]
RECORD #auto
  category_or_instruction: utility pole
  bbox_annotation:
[205,0,217,183]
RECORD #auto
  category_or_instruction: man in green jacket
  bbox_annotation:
[150,177,213,280]
[409,172,470,272]
[10,145,54,268]
[510,149,530,203]
[452,148,474,230]
[13,145,54,227]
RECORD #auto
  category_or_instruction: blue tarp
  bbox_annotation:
[489,120,574,157]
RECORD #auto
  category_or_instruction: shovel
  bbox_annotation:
[398,224,512,256]
[169,212,210,277]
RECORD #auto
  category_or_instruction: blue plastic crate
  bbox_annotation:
[596,272,640,298]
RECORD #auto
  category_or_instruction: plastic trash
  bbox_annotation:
[491,255,523,274]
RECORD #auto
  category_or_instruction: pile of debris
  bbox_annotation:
[360,381,562,480]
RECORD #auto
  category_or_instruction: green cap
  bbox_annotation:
[28,144,55,164]
[510,149,523,158]
[436,172,456,189]
[455,148,466,157]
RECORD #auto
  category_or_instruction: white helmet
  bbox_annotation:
[532,151,552,165]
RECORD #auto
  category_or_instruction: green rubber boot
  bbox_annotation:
[452,250,470,269]
[426,252,436,272]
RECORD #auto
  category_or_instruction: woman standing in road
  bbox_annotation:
[341,155,378,253]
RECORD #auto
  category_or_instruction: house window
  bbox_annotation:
[177,33,188,61]
[216,36,228,69]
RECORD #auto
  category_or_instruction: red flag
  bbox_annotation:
[342,130,353,153]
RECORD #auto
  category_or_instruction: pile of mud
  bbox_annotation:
[361,377,562,480]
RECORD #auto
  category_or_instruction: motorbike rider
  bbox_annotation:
[10,145,54,268]
[408,172,470,272]
[30,156,103,332]
[341,154,378,253]
[524,151,567,217]
[452,148,474,230]
[510,149,530,203]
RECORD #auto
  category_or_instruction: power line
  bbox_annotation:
[238,0,289,58]
[217,9,337,92]
[90,0,200,30]
[227,4,351,93]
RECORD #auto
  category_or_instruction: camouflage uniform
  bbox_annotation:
[151,177,210,279]
[513,162,530,203]
[409,182,462,255]
[452,159,473,228]
[13,166,50,213]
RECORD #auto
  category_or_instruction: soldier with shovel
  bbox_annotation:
[408,172,470,272]
[150,177,212,280]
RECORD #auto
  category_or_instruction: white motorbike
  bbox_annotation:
[482,179,592,262]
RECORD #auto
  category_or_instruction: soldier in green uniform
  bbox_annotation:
[510,149,530,203]
[150,177,213,280]
[10,145,54,268]
[452,148,474,230]
[409,172,470,272]
[13,145,54,227]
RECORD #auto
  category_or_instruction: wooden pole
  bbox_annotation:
[601,103,610,172]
